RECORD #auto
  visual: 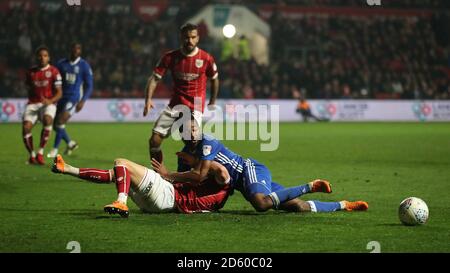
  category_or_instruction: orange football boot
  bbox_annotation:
[104,201,129,218]
[52,154,65,173]
[342,200,369,211]
[309,179,332,193]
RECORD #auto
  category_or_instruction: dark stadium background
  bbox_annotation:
[1,0,448,100]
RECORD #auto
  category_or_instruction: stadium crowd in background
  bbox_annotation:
[0,0,448,100]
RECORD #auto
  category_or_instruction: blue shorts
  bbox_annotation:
[57,99,79,116]
[242,158,284,199]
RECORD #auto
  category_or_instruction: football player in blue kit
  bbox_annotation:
[151,119,369,213]
[48,43,93,158]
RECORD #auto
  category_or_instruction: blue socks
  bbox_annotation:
[268,184,311,208]
[307,201,342,212]
[54,127,71,149]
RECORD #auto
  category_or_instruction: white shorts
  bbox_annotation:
[153,106,202,137]
[129,168,176,213]
[23,103,57,124]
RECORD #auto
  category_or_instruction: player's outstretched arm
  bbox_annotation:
[143,75,160,116]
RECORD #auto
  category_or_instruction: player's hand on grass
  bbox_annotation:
[143,100,154,117]
[75,101,85,112]
[151,158,169,177]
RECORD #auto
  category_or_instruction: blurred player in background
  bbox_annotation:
[152,119,368,214]
[47,42,93,158]
[143,23,219,164]
[296,97,329,122]
[22,46,62,165]
[51,154,231,217]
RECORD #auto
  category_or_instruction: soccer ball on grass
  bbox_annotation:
[398,197,429,226]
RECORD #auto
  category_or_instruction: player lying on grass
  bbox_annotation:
[51,155,232,217]
[151,119,369,213]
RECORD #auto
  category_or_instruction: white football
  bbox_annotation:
[398,197,429,226]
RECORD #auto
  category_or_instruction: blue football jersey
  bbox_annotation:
[56,57,93,101]
[179,134,246,189]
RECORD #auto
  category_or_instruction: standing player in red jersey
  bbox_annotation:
[23,46,62,165]
[51,154,231,217]
[143,23,219,164]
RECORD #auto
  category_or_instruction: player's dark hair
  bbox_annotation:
[71,41,82,47]
[178,113,200,140]
[180,23,198,34]
[35,45,50,55]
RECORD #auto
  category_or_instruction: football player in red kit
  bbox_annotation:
[23,46,62,165]
[51,154,231,217]
[143,23,219,164]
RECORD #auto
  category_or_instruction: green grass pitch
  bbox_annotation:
[0,122,449,253]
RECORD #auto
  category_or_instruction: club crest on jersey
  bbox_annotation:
[45,71,52,78]
[74,66,79,73]
[203,145,212,156]
[195,59,204,68]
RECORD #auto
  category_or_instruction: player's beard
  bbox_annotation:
[183,44,196,54]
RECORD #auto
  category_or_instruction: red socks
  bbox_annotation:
[79,168,112,183]
[113,165,131,195]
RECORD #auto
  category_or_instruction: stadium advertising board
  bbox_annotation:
[1,99,450,123]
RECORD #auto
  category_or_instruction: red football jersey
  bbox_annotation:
[26,65,62,104]
[174,178,231,214]
[153,47,218,112]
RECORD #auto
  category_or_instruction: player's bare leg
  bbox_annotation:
[249,194,275,212]
[279,199,312,212]
[22,120,36,164]
[36,114,53,165]
[149,132,164,164]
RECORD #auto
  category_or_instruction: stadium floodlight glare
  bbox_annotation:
[222,24,236,38]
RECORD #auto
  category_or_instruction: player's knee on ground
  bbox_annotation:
[250,194,274,212]
[297,200,312,212]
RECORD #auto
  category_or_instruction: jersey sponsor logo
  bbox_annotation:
[45,71,52,78]
[74,66,79,74]
[174,72,200,81]
[202,145,212,156]
[34,80,49,87]
[65,73,77,84]
[195,59,204,68]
